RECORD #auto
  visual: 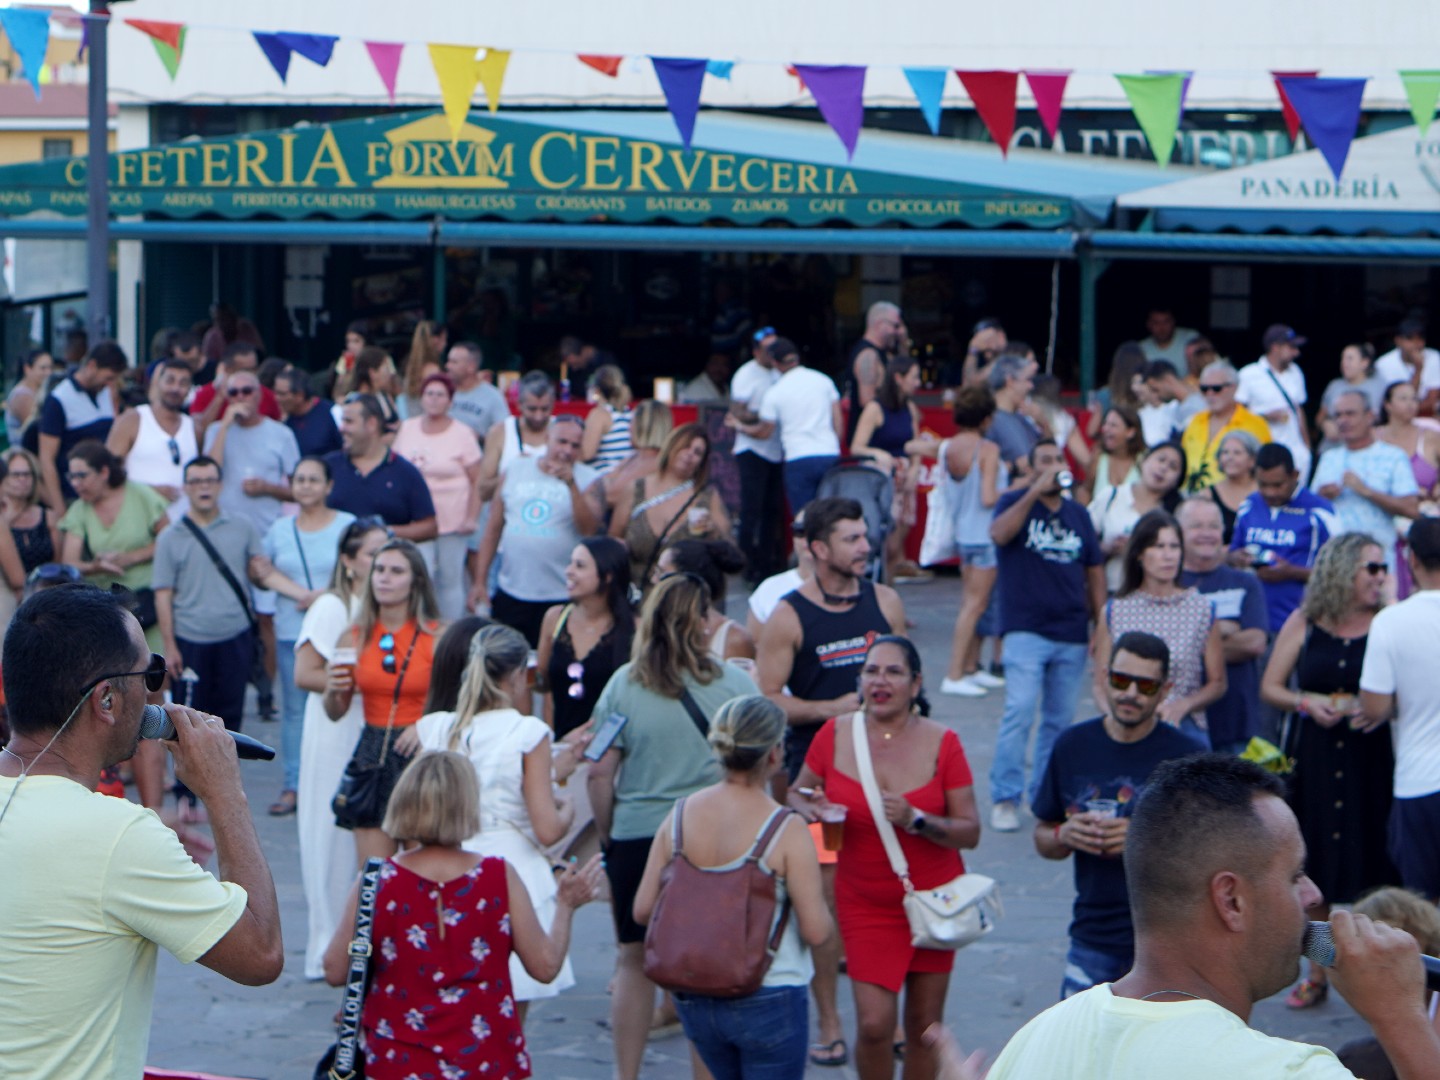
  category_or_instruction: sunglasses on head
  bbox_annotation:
[752,326,776,343]
[1199,383,1233,394]
[27,562,82,586]
[1107,669,1164,697]
[1364,562,1388,576]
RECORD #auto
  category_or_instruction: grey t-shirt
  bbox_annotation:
[203,418,301,539]
[496,455,598,601]
[987,409,1040,469]
[152,514,261,643]
[450,382,509,440]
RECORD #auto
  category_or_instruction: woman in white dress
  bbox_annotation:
[291,518,391,980]
[415,622,588,1015]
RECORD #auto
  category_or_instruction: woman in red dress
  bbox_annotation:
[790,635,982,1080]
[324,750,604,1080]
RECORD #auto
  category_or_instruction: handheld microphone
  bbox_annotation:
[139,704,276,761]
[1304,920,1440,992]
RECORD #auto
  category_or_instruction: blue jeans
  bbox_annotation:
[988,631,1088,807]
[275,639,305,791]
[674,984,809,1080]
[783,455,839,515]
[1060,939,1132,1000]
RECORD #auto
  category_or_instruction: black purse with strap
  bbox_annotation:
[314,857,384,1080]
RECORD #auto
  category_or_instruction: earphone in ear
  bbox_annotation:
[101,695,112,710]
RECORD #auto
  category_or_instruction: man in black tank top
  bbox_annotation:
[844,302,902,445]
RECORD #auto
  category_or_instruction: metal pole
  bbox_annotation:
[1077,245,1101,395]
[84,0,111,345]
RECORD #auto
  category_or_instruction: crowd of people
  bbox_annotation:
[5,302,1440,1080]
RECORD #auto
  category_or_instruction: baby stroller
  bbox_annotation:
[814,457,895,583]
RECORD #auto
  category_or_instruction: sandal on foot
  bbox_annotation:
[1285,978,1328,1009]
[809,1039,848,1067]
[268,790,297,817]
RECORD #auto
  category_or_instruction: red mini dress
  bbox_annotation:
[805,718,973,992]
[363,856,531,1079]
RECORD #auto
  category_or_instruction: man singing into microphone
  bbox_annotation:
[990,754,1440,1078]
[0,585,282,1078]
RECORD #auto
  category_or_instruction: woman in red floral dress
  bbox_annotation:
[325,751,604,1079]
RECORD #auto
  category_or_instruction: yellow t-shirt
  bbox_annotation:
[1180,405,1272,494]
[0,775,247,1079]
[988,984,1355,1078]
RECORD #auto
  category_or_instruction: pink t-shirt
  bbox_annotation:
[393,417,482,535]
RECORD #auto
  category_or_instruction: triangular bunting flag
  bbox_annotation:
[253,32,294,83]
[651,58,707,149]
[902,67,946,135]
[1115,73,1186,166]
[1024,70,1070,140]
[705,60,734,80]
[1399,70,1440,137]
[428,44,483,140]
[365,42,404,103]
[793,64,866,158]
[1280,76,1367,180]
[1145,70,1193,118]
[0,8,51,98]
[125,18,183,51]
[150,27,187,81]
[475,48,510,113]
[1271,70,1318,141]
[578,55,623,78]
[956,70,1019,156]
[785,65,806,92]
[277,33,337,68]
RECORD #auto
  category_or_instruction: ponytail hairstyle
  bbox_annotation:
[447,623,530,750]
[708,695,786,773]
[863,634,931,717]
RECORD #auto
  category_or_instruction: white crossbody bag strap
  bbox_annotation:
[849,710,913,890]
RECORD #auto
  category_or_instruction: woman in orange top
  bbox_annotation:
[324,537,444,864]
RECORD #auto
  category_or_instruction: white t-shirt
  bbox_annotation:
[759,366,840,460]
[1360,590,1440,799]
[988,984,1353,1079]
[1376,346,1440,394]
[1237,358,1310,479]
[748,568,805,624]
[1138,401,1178,447]
[0,776,247,1078]
[730,359,782,462]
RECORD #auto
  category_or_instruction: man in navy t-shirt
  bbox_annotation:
[1031,630,1198,998]
[988,440,1106,832]
[324,394,436,540]
[1177,497,1268,754]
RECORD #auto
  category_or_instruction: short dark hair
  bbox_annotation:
[3,585,139,736]
[88,340,129,373]
[1027,438,1059,470]
[1141,360,1177,382]
[343,392,387,427]
[1255,442,1296,473]
[1112,630,1170,680]
[518,370,554,401]
[156,357,193,380]
[1398,317,1427,340]
[169,331,199,355]
[183,454,223,482]
[951,385,996,430]
[68,440,126,489]
[661,539,746,603]
[275,365,312,399]
[222,341,258,367]
[1126,754,1286,931]
[1410,518,1440,571]
[803,497,864,547]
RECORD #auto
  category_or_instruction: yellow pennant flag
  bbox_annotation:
[428,43,482,140]
[476,48,510,113]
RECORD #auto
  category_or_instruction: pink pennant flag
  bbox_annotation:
[1024,70,1070,140]
[365,42,404,102]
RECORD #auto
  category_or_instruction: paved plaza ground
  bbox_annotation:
[145,570,1368,1078]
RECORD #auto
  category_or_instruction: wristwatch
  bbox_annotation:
[907,811,927,835]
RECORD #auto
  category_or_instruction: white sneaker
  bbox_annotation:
[971,670,1006,689]
[990,802,1021,832]
[940,676,987,697]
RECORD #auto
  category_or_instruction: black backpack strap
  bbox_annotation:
[180,516,258,635]
[678,688,710,739]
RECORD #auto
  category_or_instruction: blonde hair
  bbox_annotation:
[1353,887,1440,955]
[2,447,43,510]
[402,320,445,399]
[630,400,674,451]
[1301,533,1384,627]
[588,363,632,409]
[709,695,785,773]
[630,573,720,697]
[446,624,529,751]
[355,538,442,647]
[381,750,479,846]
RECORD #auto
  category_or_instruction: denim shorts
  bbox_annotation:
[959,543,998,570]
[674,983,809,1080]
[1060,939,1132,1000]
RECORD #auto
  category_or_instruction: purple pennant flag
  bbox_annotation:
[1279,76,1368,181]
[277,33,338,68]
[253,32,292,82]
[651,57,707,150]
[793,64,866,159]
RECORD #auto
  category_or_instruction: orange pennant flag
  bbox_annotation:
[578,54,623,78]
[125,18,184,51]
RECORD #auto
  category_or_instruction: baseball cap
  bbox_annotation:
[1262,324,1306,349]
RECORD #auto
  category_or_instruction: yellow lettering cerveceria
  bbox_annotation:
[628,142,669,192]
[301,128,355,187]
[530,131,578,189]
[201,143,230,187]
[581,136,623,191]
[236,140,274,187]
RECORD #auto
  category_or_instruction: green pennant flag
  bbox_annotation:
[1115,73,1185,166]
[150,27,186,81]
[1400,70,1440,137]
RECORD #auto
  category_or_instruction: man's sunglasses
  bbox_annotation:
[226,386,257,398]
[82,652,168,695]
[1107,669,1164,697]
[1199,384,1234,394]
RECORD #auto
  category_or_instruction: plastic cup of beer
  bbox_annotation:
[687,506,710,533]
[819,804,848,851]
[331,646,358,681]
[1085,798,1119,820]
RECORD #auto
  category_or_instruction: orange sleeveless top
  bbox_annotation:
[353,619,436,728]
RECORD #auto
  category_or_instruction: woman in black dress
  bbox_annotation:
[1261,531,1397,1009]
[537,536,634,739]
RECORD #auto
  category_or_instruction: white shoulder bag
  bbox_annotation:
[850,711,1001,951]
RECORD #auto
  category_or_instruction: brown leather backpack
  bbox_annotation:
[642,798,795,998]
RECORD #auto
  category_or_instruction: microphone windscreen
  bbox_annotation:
[139,704,176,741]
[1302,921,1336,968]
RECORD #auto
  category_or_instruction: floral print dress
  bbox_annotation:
[362,856,530,1079]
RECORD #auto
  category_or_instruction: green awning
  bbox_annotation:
[0,109,1164,231]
